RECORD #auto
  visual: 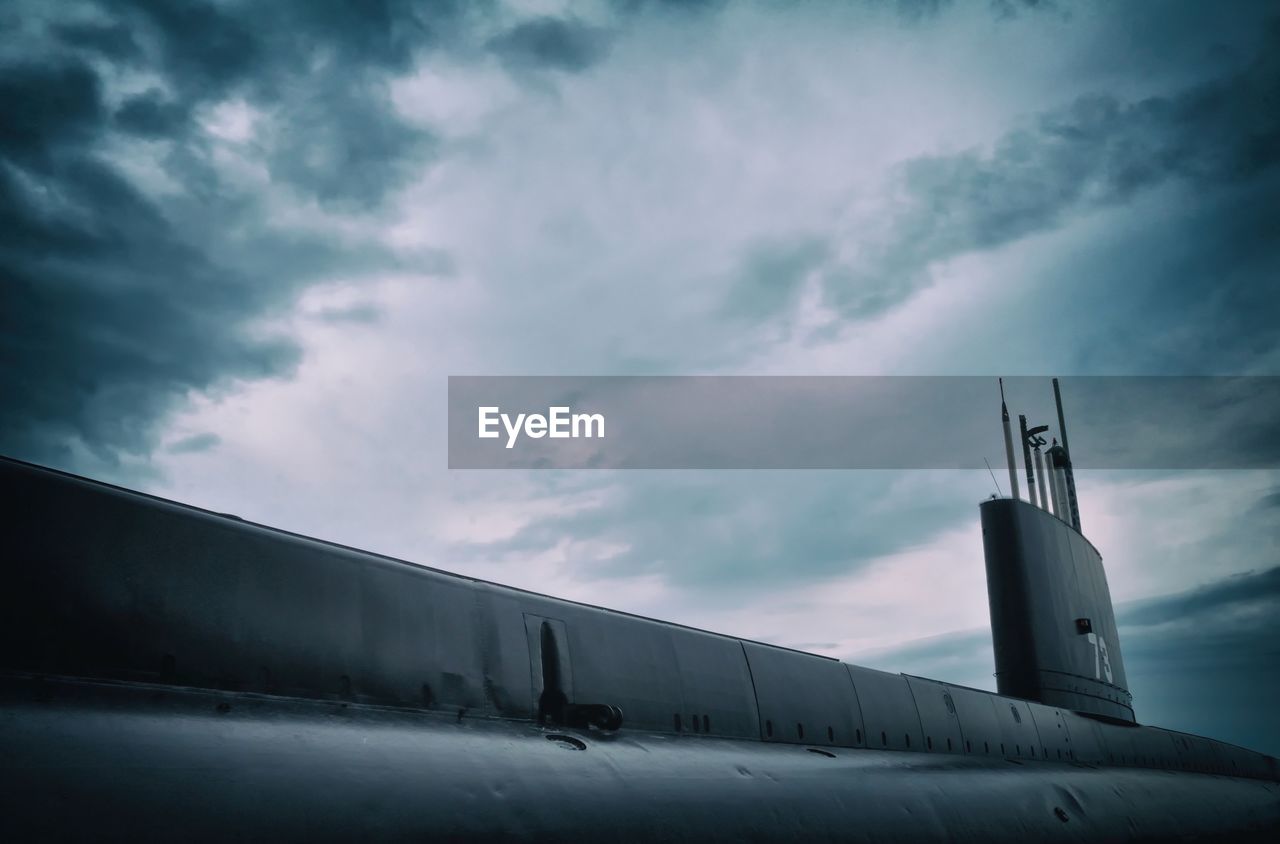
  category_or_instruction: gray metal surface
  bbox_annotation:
[3,675,1279,843]
[946,683,1003,756]
[980,496,1134,721]
[845,664,926,752]
[743,641,862,747]
[906,676,965,755]
[1,456,1277,840]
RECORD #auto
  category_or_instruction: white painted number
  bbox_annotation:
[1086,632,1114,683]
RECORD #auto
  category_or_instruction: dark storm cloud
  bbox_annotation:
[124,0,261,97]
[892,0,1057,23]
[0,138,303,465]
[0,51,300,468]
[722,238,828,322]
[1,60,104,164]
[108,0,442,207]
[1056,172,1280,374]
[609,0,728,17]
[1119,567,1280,630]
[315,303,384,324]
[450,471,978,591]
[986,0,1057,18]
[487,17,612,73]
[1119,568,1280,754]
[167,432,222,455]
[891,0,951,21]
[265,83,433,209]
[813,22,1280,319]
[50,20,142,61]
[0,0,458,471]
[114,89,189,137]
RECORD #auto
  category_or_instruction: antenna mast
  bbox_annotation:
[1052,378,1082,531]
[999,379,1020,501]
[1018,414,1036,506]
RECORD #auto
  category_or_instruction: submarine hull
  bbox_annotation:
[3,674,1279,842]
[1,456,1277,840]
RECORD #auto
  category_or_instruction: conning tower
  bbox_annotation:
[981,379,1134,723]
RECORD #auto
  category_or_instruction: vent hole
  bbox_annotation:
[881,731,887,747]
[546,734,586,751]
[797,723,804,740]
[827,726,834,742]
[703,715,710,733]
[765,719,773,737]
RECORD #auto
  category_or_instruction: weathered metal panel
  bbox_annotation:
[1232,745,1274,780]
[1167,729,1208,771]
[1142,727,1275,778]
[1025,702,1073,762]
[1096,721,1145,767]
[0,458,505,711]
[1132,727,1180,770]
[561,609,684,733]
[991,696,1039,760]
[476,589,543,718]
[906,676,965,755]
[672,631,760,739]
[947,685,1002,757]
[846,665,923,752]
[743,643,862,746]
[1060,710,1106,763]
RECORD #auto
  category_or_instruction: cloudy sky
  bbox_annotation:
[3,0,1278,752]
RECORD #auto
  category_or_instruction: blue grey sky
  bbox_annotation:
[2,1,1277,752]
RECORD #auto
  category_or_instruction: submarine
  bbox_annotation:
[1,379,1277,841]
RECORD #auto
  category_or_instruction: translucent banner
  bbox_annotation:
[447,376,1280,470]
